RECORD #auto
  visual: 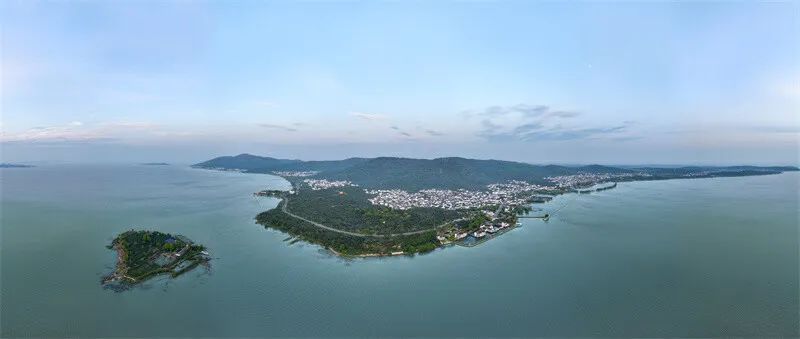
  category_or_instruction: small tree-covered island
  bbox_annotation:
[196,154,799,257]
[102,230,210,290]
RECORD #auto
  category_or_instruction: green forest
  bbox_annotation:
[257,200,441,256]
[285,186,463,234]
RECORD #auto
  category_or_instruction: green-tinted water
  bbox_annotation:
[1,165,797,336]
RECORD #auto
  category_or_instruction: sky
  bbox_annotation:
[1,1,798,165]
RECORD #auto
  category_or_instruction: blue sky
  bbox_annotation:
[1,1,798,165]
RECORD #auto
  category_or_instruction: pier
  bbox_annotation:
[518,213,549,219]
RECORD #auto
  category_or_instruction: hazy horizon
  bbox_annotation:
[2,2,798,165]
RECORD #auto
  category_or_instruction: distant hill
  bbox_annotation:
[0,163,34,168]
[323,157,584,190]
[194,154,798,191]
[193,154,301,171]
[194,154,584,189]
[629,166,800,177]
[193,153,369,173]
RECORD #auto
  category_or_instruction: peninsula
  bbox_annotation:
[103,230,210,289]
[195,154,798,256]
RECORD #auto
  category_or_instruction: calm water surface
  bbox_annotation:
[1,165,798,337]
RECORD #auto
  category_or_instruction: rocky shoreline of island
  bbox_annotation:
[102,230,211,290]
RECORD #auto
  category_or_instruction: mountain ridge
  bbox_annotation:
[194,154,798,191]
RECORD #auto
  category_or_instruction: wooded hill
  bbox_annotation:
[194,153,797,191]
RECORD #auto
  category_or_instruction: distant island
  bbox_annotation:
[141,162,170,166]
[195,154,798,257]
[102,230,210,290]
[0,163,34,168]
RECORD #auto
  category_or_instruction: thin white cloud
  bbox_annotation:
[350,112,388,121]
[425,129,444,136]
[470,104,635,142]
[1,121,160,143]
[776,78,800,100]
[258,123,298,132]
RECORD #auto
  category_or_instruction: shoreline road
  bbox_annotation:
[280,198,461,238]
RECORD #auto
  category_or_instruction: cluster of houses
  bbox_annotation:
[365,181,555,210]
[545,172,642,188]
[161,237,210,262]
[438,210,515,243]
[486,180,560,195]
[469,220,513,239]
[302,179,357,190]
[272,170,319,177]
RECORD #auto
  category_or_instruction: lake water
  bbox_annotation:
[1,165,798,337]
